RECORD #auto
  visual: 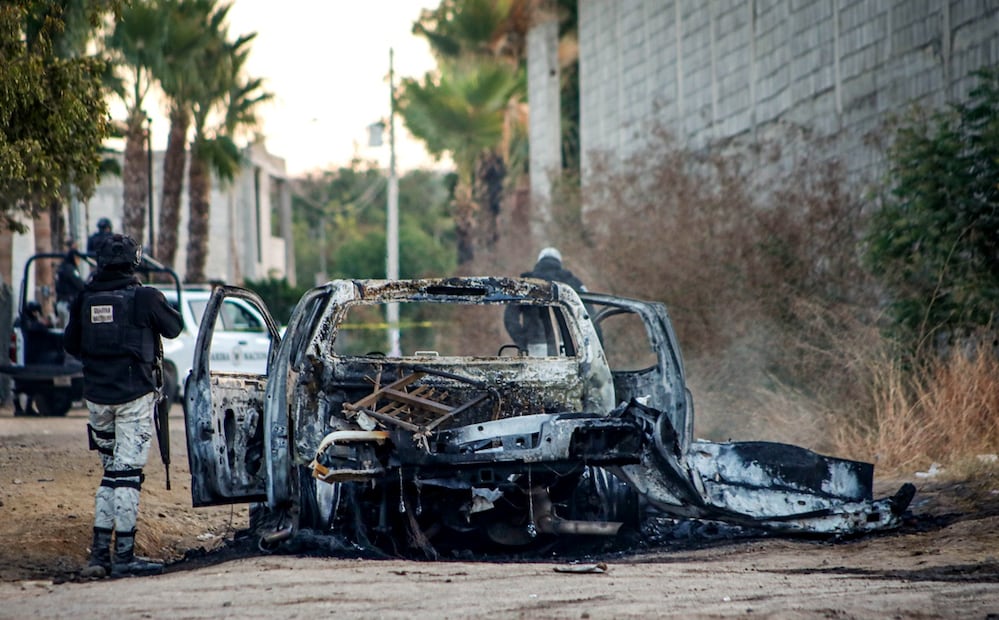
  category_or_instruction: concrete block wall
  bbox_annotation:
[574,0,999,196]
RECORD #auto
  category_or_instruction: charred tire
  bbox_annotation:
[571,467,641,528]
[32,390,73,417]
[296,465,338,531]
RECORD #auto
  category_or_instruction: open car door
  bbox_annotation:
[184,285,282,507]
[581,292,914,535]
[581,293,692,449]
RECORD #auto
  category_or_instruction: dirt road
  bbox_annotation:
[1,404,998,619]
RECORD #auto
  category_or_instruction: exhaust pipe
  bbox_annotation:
[258,525,294,552]
[530,487,622,537]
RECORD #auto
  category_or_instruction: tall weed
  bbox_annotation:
[847,342,999,473]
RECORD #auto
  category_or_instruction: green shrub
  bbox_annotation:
[865,68,999,347]
[241,276,308,325]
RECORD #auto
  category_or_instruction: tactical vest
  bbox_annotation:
[81,286,155,362]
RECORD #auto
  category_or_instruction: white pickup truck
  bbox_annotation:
[159,287,272,402]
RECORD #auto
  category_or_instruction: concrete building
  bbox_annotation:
[527,0,999,225]
[4,140,293,319]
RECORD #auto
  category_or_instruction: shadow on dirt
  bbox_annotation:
[158,508,959,575]
[767,562,999,583]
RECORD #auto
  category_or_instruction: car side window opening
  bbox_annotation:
[220,300,264,332]
[187,299,264,333]
[331,301,577,358]
[594,309,657,372]
[188,300,208,329]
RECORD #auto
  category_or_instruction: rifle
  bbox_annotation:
[153,346,171,490]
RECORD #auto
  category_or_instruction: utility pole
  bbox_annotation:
[146,115,154,257]
[386,47,401,356]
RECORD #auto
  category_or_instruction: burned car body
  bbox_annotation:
[184,278,914,555]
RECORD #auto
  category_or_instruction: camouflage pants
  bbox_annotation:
[87,393,156,536]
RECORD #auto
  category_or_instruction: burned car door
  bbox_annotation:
[580,293,692,449]
[184,285,282,506]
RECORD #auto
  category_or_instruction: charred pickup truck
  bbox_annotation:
[184,278,915,556]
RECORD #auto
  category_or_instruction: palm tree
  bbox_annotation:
[106,0,166,244]
[399,60,524,264]
[184,31,270,283]
[155,0,229,269]
[401,0,529,264]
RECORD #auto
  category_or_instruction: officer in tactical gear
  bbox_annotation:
[55,239,86,327]
[86,217,114,254]
[64,234,183,578]
[504,247,588,355]
[523,247,586,292]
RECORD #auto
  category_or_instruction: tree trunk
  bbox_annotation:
[0,228,13,287]
[184,145,210,284]
[122,108,148,245]
[32,208,54,319]
[453,184,476,266]
[474,151,506,250]
[48,197,65,255]
[157,106,189,269]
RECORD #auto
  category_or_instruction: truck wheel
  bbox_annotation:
[33,391,73,417]
[12,394,34,417]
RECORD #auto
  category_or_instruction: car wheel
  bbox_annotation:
[33,390,73,417]
[12,393,34,417]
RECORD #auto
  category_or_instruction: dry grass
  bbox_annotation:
[844,343,999,474]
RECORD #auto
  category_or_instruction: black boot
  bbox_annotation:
[111,530,163,577]
[80,527,113,578]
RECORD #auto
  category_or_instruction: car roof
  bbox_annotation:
[155,285,216,300]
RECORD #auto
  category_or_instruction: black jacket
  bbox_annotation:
[55,255,85,304]
[64,269,183,405]
[522,256,586,293]
[504,257,588,352]
[87,230,113,254]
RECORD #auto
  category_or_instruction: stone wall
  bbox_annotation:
[574,0,999,193]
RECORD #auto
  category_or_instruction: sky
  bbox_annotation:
[148,0,442,176]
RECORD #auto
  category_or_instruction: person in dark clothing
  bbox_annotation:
[55,240,86,327]
[86,217,113,254]
[522,247,586,293]
[64,234,183,579]
[504,247,588,355]
[23,301,50,331]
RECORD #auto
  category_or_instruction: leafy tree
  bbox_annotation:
[1,0,118,312]
[0,1,116,231]
[865,67,999,345]
[292,163,455,285]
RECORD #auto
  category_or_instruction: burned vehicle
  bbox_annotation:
[184,278,914,556]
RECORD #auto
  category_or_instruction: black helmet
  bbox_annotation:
[97,217,112,232]
[97,234,142,270]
